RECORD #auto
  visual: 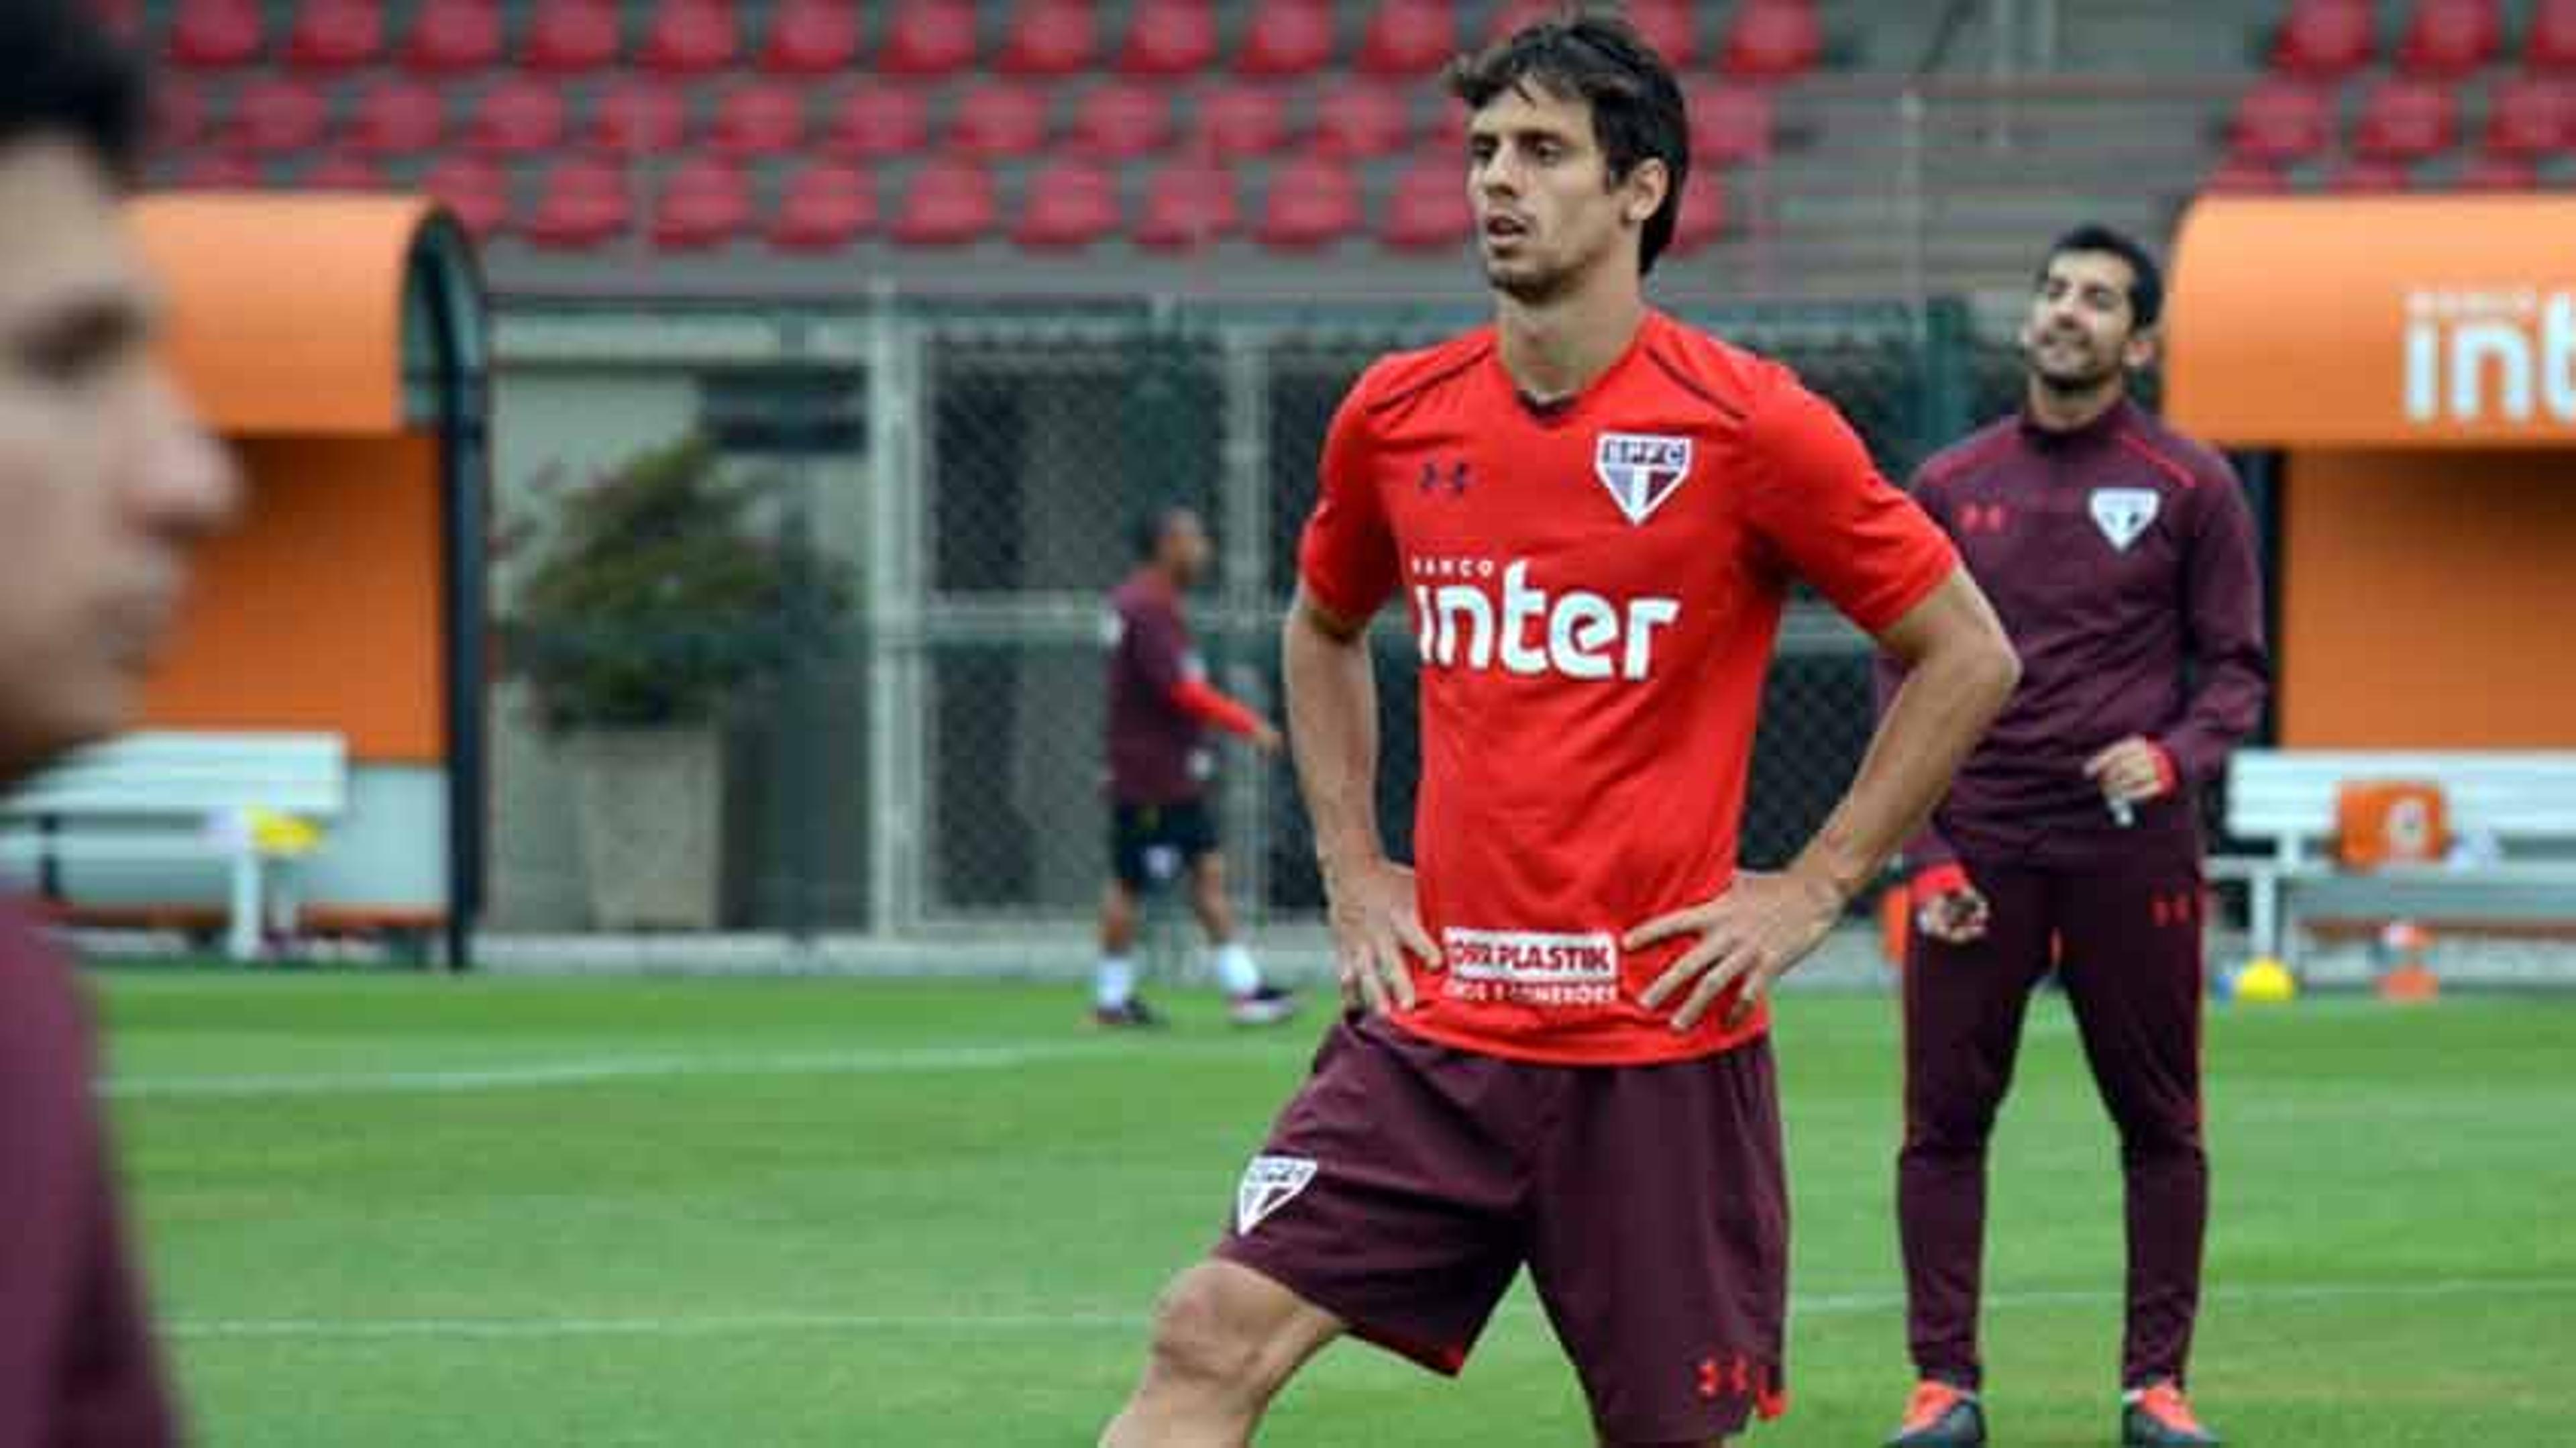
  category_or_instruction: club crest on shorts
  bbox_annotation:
[1235,1155,1318,1235]
[1594,433,1693,525]
[2089,486,2159,551]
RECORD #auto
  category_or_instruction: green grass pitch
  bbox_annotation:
[93,970,2575,1445]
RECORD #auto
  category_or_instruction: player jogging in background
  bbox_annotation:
[1877,225,2268,1448]
[1102,13,2019,1446]
[1094,503,1301,1029]
[0,3,243,1441]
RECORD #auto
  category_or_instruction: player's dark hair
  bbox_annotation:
[1130,503,1189,562]
[2041,223,2165,331]
[1444,7,1690,276]
[0,1,148,183]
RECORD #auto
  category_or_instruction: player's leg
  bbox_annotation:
[1531,1039,1788,1448]
[1896,862,2053,1410]
[1175,805,1298,1025]
[1100,1259,1342,1447]
[2052,861,2216,1440]
[1094,806,1158,1026]
[1106,1014,1531,1442]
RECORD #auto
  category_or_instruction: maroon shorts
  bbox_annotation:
[1215,1013,1790,1442]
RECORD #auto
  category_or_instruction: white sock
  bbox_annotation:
[1094,957,1136,1010]
[1212,941,1261,996]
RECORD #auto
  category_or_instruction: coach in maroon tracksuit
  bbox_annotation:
[1877,226,2267,1448]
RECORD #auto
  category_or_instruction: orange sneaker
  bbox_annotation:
[2122,1380,2220,1446]
[1886,1380,1985,1447]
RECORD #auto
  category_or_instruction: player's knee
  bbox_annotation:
[1905,1099,1999,1154]
[1144,1270,1270,1400]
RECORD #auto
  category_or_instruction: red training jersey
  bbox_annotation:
[1297,310,1956,1065]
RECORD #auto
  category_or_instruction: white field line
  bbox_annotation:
[165,1276,2576,1342]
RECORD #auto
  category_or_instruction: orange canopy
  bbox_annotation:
[126,193,447,438]
[2166,195,2576,449]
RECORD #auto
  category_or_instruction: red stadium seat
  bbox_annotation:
[423,154,511,238]
[2271,0,2374,78]
[588,78,692,154]
[1359,0,1456,77]
[170,0,264,68]
[1667,171,1727,256]
[1196,84,1293,159]
[153,80,211,150]
[1686,82,1774,164]
[400,0,504,75]
[469,77,570,155]
[305,152,390,189]
[286,0,383,70]
[710,83,809,158]
[233,76,331,154]
[768,162,879,250]
[1490,0,1695,66]
[2202,156,2289,193]
[524,0,623,74]
[1257,156,1360,250]
[641,0,737,74]
[1069,81,1174,159]
[762,0,861,74]
[2398,0,2499,76]
[1309,81,1412,160]
[1722,1,1821,81]
[173,152,266,187]
[2355,78,2459,160]
[1236,0,1335,77]
[949,81,1053,159]
[2484,76,2575,156]
[1134,161,1238,249]
[2535,0,2576,71]
[347,79,448,155]
[525,159,634,249]
[881,0,981,76]
[822,85,933,159]
[1119,0,1218,76]
[999,0,1098,76]
[2327,155,2414,191]
[2229,78,2334,162]
[2457,152,2537,188]
[1379,155,1470,252]
[1014,159,1122,248]
[651,158,753,250]
[894,159,1000,246]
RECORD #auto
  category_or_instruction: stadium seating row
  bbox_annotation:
[123,0,1822,81]
[158,150,1733,255]
[154,70,1778,164]
[2231,71,2575,164]
[2270,0,2576,79]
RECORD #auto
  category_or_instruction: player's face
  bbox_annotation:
[2021,250,2155,392]
[1160,509,1212,586]
[1467,84,1661,304]
[0,137,237,780]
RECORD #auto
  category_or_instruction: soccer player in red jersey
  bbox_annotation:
[1093,503,1300,1028]
[1878,227,2267,1448]
[1101,15,2020,1446]
[0,4,241,1441]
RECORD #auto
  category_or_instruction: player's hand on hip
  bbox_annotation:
[2083,735,2173,805]
[1627,869,1843,1031]
[1915,882,1991,945]
[1322,858,1440,1014]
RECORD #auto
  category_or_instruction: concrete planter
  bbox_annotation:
[564,726,724,929]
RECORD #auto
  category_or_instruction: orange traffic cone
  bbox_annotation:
[2377,920,2440,1004]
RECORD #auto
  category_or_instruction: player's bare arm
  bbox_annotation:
[1282,584,1440,1013]
[1632,568,2017,1028]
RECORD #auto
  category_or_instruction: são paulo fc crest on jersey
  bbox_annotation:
[1593,432,1694,525]
[2089,486,2159,552]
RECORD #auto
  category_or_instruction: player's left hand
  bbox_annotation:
[1626,868,1846,1031]
[2082,735,2174,805]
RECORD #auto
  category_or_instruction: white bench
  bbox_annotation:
[2217,749,2576,967]
[0,731,347,960]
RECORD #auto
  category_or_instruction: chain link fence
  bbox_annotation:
[490,295,2014,945]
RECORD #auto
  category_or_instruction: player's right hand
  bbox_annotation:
[1915,883,1991,945]
[1250,720,1285,756]
[1321,857,1440,1014]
